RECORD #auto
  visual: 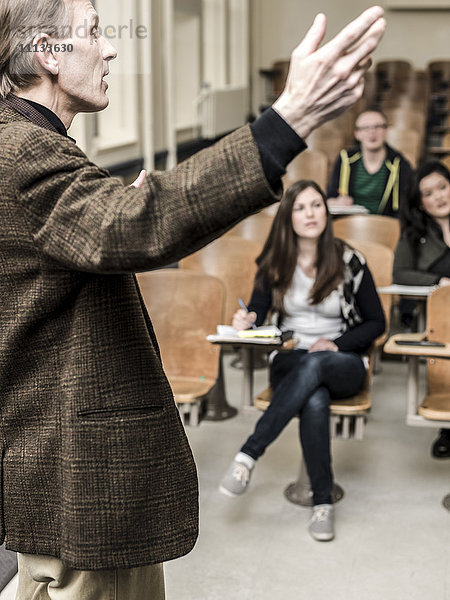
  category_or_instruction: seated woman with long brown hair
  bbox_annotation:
[219,180,385,541]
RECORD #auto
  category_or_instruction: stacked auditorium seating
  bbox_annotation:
[260,58,450,175]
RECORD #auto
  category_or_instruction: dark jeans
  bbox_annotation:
[241,349,366,505]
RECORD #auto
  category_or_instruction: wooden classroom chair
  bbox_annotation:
[180,236,262,326]
[180,236,263,419]
[383,286,450,510]
[384,107,426,138]
[428,60,450,93]
[306,125,346,178]
[376,60,412,96]
[418,286,450,424]
[386,127,422,168]
[282,149,328,191]
[345,238,393,369]
[223,212,274,246]
[333,214,400,252]
[136,269,225,426]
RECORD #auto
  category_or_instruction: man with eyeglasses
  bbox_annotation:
[327,108,413,215]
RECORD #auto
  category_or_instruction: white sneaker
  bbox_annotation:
[308,504,335,541]
[219,460,252,497]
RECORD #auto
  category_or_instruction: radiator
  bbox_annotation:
[199,86,249,139]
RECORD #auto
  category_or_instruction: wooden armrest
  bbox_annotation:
[384,333,450,358]
[419,393,450,421]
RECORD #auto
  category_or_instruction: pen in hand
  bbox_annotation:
[238,298,257,329]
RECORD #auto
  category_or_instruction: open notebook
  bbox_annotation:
[207,325,294,345]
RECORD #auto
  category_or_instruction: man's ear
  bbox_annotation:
[31,33,60,76]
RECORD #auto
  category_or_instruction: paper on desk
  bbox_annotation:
[237,325,282,338]
[377,284,437,296]
[207,325,284,344]
[214,325,282,338]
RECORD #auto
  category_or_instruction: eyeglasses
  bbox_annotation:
[355,124,387,132]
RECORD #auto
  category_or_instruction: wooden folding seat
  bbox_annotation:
[361,70,377,108]
[383,287,450,510]
[406,70,430,107]
[180,236,262,326]
[428,60,450,93]
[344,239,393,355]
[333,214,400,252]
[418,286,450,422]
[271,60,290,98]
[384,107,426,138]
[223,212,274,246]
[381,92,428,114]
[180,236,263,419]
[329,109,357,147]
[376,60,412,101]
[260,59,290,102]
[282,149,328,191]
[306,125,345,178]
[386,127,422,167]
[376,60,412,84]
[136,269,225,426]
[384,298,450,427]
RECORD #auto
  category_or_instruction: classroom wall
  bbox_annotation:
[70,0,448,171]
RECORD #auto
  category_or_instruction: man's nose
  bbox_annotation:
[102,37,118,62]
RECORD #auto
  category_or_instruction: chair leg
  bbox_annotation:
[373,347,382,374]
[204,351,237,421]
[284,457,345,507]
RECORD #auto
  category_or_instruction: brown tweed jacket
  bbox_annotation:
[0,99,280,570]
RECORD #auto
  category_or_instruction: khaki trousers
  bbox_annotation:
[16,554,165,600]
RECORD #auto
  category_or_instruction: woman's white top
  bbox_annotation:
[282,266,344,350]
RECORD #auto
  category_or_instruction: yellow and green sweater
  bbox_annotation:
[326,143,413,216]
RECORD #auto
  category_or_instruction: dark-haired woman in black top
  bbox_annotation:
[394,161,450,458]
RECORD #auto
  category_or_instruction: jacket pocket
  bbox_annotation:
[77,404,164,421]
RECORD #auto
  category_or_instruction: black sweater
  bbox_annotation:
[247,264,386,354]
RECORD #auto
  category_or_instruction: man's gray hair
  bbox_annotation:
[0,0,72,99]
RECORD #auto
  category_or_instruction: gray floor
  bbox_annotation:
[165,355,450,600]
[2,356,449,600]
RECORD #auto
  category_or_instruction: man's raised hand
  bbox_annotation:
[273,6,386,139]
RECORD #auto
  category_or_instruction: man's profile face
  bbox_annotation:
[354,111,388,153]
[56,0,117,114]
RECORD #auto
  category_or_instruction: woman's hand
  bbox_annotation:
[232,308,257,331]
[308,338,339,352]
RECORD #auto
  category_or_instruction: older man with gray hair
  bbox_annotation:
[0,0,385,597]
